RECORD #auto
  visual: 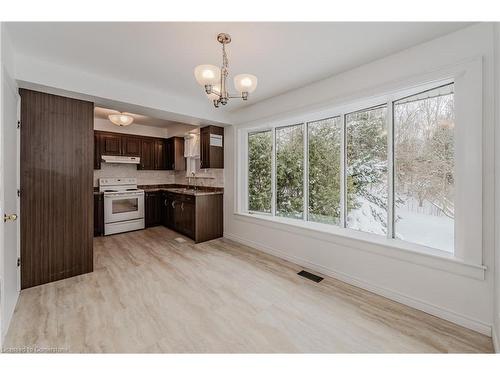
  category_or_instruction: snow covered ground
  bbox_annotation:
[395,208,453,253]
[347,196,454,253]
[347,197,387,235]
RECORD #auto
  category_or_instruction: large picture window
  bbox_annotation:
[346,105,388,235]
[276,124,304,219]
[393,84,455,252]
[245,81,457,254]
[248,130,272,213]
[308,117,341,225]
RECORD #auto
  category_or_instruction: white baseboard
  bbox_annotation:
[224,232,492,337]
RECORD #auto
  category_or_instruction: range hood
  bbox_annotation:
[101,155,140,164]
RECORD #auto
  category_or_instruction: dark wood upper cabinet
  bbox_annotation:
[165,137,185,171]
[20,89,94,289]
[154,139,166,170]
[200,125,224,169]
[122,136,141,157]
[139,138,156,170]
[94,131,184,171]
[101,133,122,155]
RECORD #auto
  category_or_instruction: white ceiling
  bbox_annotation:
[7,22,472,112]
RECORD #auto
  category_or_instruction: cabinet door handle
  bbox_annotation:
[164,199,167,206]
[172,200,176,208]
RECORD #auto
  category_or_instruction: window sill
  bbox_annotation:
[233,212,486,280]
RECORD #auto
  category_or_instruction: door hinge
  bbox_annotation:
[17,257,21,267]
[17,120,20,129]
[17,189,20,197]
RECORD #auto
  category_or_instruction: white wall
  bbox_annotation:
[14,53,231,127]
[0,23,19,347]
[224,23,496,335]
[493,24,500,352]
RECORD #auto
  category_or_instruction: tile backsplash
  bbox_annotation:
[94,162,224,188]
[94,163,175,186]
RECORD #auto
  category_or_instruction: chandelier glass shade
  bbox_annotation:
[194,33,258,108]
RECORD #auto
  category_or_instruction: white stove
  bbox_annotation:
[99,178,145,235]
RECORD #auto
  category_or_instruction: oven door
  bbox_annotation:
[104,192,144,224]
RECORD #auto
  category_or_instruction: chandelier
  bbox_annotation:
[194,33,258,108]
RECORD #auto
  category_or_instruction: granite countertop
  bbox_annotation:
[94,185,223,196]
[160,187,223,196]
[141,184,223,196]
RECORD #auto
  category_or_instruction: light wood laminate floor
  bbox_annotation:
[3,227,493,353]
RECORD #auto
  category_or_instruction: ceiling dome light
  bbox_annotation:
[108,113,134,127]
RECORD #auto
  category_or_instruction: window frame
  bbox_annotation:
[239,58,483,268]
[247,129,273,215]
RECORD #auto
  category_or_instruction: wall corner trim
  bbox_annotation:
[223,231,492,337]
[493,321,500,353]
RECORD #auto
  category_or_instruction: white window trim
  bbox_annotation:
[236,57,484,275]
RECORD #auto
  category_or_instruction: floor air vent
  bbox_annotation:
[297,270,323,283]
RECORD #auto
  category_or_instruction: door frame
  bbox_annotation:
[16,93,20,291]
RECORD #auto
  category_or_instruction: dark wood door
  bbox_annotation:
[140,139,155,170]
[122,136,141,157]
[101,133,122,155]
[165,138,174,170]
[154,139,166,170]
[20,89,94,289]
[173,137,186,171]
[181,200,195,239]
[94,193,104,236]
[94,132,101,170]
[163,192,174,228]
[200,127,210,169]
[145,191,163,227]
[173,196,184,233]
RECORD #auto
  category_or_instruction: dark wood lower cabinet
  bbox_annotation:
[94,193,104,236]
[145,191,164,227]
[163,192,174,228]
[162,192,222,243]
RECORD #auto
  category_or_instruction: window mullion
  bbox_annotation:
[387,99,395,239]
[303,122,308,221]
[271,127,276,217]
[340,114,346,228]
